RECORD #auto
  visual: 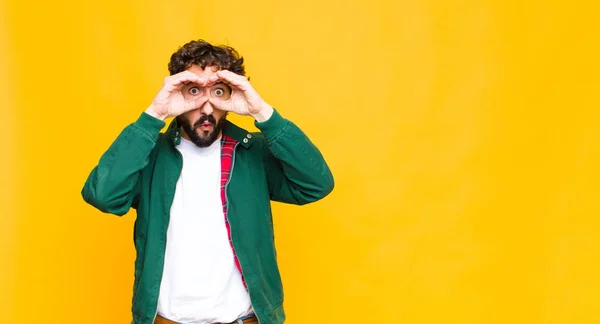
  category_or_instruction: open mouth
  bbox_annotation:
[197,122,213,130]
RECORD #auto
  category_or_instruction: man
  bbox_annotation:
[81,39,334,324]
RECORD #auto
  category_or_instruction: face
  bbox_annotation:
[176,65,232,147]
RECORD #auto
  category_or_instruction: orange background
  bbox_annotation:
[1,0,600,323]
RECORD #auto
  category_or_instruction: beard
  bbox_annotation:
[177,113,227,148]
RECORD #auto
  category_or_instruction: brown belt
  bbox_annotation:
[154,314,258,324]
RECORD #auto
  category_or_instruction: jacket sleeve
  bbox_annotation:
[81,112,166,216]
[256,109,334,205]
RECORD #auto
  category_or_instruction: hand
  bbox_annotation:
[207,70,274,122]
[146,71,209,120]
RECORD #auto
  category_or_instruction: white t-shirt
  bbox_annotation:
[156,137,253,323]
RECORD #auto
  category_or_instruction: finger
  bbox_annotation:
[165,73,208,90]
[164,75,197,91]
[207,74,220,84]
[215,70,246,84]
[165,71,196,83]
[168,70,203,81]
[172,74,208,86]
[185,97,208,111]
[215,70,248,91]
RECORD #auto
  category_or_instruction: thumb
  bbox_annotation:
[208,98,228,111]
[189,97,208,110]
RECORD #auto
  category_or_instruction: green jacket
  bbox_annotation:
[81,109,334,324]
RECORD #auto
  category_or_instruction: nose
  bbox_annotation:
[200,100,214,115]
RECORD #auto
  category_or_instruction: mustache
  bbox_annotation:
[193,114,217,128]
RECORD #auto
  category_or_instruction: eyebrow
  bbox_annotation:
[213,81,232,90]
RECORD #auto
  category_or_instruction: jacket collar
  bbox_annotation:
[165,117,255,149]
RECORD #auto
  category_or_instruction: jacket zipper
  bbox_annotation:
[224,142,262,323]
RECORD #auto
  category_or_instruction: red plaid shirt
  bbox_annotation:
[219,134,246,287]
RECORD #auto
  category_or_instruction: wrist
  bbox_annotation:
[251,104,274,122]
[145,105,167,121]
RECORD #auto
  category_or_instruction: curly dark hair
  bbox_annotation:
[168,39,246,77]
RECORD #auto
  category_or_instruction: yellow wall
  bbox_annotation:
[2,0,600,323]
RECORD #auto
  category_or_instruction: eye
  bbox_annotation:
[213,88,225,97]
[189,87,200,95]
